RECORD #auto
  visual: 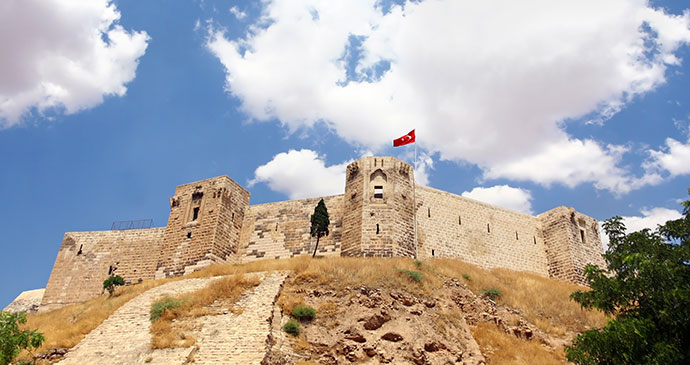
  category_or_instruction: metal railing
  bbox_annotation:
[111,219,154,230]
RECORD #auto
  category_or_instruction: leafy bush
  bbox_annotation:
[482,288,502,300]
[462,274,472,281]
[292,305,316,321]
[150,297,184,322]
[103,275,125,295]
[398,269,423,282]
[414,260,423,268]
[0,311,45,365]
[283,319,300,336]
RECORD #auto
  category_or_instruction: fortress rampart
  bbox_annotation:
[40,156,605,311]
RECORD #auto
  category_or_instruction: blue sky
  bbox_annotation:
[1,0,689,308]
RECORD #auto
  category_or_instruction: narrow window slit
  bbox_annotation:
[580,229,586,243]
[487,223,490,233]
[192,207,200,221]
[432,249,435,257]
[187,232,192,239]
[459,216,462,225]
[515,231,519,240]
[376,224,380,234]
[77,244,83,256]
[428,208,431,218]
[533,236,537,244]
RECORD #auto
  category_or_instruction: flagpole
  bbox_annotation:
[413,140,418,259]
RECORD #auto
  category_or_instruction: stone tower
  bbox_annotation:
[341,156,416,257]
[539,206,607,285]
[155,176,250,278]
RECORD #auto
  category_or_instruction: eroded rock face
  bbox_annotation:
[270,272,592,365]
[381,332,404,342]
[344,327,366,343]
[363,311,391,330]
[3,288,44,314]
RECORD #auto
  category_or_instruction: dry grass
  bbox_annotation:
[315,300,340,329]
[20,278,178,357]
[193,256,443,297]
[472,322,566,364]
[150,274,260,349]
[194,256,605,335]
[433,308,466,337]
[432,259,608,334]
[277,291,306,315]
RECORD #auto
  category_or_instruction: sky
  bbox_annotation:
[1,0,689,308]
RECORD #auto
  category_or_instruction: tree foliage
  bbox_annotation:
[310,198,330,258]
[566,189,690,364]
[0,311,45,365]
[103,275,125,296]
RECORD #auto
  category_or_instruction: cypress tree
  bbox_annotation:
[310,199,330,258]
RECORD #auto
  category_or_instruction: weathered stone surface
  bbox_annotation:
[424,341,446,352]
[194,271,287,364]
[344,327,367,343]
[57,272,286,365]
[57,277,220,365]
[3,288,44,313]
[363,312,391,330]
[381,332,403,342]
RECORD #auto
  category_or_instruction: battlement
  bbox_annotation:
[40,156,606,311]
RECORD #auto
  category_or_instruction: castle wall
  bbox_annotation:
[156,176,249,278]
[38,156,607,311]
[415,186,549,276]
[40,228,165,311]
[539,207,606,285]
[239,195,343,261]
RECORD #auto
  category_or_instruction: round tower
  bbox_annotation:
[341,156,416,257]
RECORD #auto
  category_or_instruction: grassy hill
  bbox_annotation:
[20,257,607,364]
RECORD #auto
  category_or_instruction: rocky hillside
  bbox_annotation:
[19,257,606,364]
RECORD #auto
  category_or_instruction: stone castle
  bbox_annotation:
[40,156,605,311]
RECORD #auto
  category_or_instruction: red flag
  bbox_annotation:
[393,129,415,147]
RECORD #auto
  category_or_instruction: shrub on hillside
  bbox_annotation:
[398,269,423,283]
[103,275,125,296]
[292,305,316,321]
[482,288,502,300]
[150,297,184,322]
[283,319,300,336]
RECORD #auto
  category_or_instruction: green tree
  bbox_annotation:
[310,198,330,258]
[566,189,690,364]
[103,275,125,296]
[0,311,45,365]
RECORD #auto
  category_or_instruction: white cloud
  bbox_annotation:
[484,139,663,195]
[249,149,349,199]
[599,207,683,249]
[461,185,533,214]
[230,6,247,19]
[644,137,690,177]
[0,0,149,127]
[207,0,690,194]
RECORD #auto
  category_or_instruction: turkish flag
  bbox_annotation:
[393,129,415,147]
